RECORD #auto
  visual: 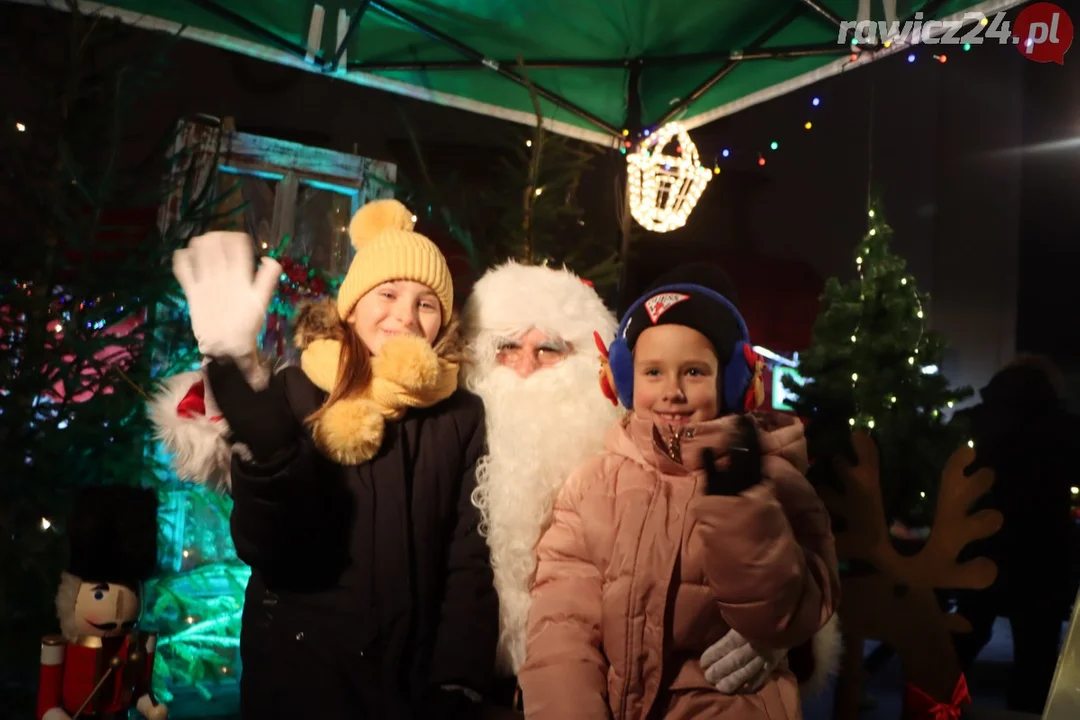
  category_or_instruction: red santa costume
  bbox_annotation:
[38,485,166,720]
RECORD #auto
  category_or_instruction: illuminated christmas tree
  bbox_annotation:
[785,201,972,526]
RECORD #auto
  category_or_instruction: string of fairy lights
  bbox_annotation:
[845,205,969,451]
[697,40,970,173]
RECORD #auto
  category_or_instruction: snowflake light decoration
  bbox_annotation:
[626,122,713,233]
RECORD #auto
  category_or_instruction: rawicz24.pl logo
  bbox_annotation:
[837,2,1074,64]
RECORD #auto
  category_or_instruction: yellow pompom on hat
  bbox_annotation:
[336,199,453,326]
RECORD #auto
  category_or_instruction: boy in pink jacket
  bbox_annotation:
[519,265,840,719]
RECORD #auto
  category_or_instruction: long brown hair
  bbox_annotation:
[305,312,464,426]
[306,319,373,426]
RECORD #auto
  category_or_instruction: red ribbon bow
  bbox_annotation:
[176,380,223,422]
[903,674,971,720]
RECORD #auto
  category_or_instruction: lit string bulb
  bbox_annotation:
[849,204,927,429]
[714,96,821,172]
[626,122,712,232]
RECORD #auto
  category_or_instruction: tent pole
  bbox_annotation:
[734,44,851,60]
[904,0,951,23]
[326,0,372,72]
[346,43,848,72]
[617,60,644,311]
[184,0,312,61]
[653,6,804,128]
[349,58,632,70]
[654,62,738,128]
[370,1,623,139]
[796,0,847,30]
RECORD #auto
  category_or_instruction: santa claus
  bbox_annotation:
[460,261,841,710]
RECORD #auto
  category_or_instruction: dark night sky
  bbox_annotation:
[1016,4,1080,364]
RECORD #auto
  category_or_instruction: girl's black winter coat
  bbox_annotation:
[225,366,498,718]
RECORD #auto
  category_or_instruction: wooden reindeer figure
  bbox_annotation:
[820,433,1004,720]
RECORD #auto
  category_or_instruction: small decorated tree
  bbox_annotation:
[786,201,972,527]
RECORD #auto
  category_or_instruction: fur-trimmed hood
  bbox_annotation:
[293,296,346,350]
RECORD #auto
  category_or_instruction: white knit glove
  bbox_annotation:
[701,629,785,694]
[172,232,281,362]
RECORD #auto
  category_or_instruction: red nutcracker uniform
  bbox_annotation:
[37,485,167,720]
[38,632,162,720]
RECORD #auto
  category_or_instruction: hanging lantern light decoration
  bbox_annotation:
[626,122,713,233]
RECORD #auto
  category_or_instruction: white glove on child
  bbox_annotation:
[172,232,281,362]
[701,628,786,694]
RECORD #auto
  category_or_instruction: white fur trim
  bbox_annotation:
[55,572,81,643]
[42,708,72,720]
[149,370,233,492]
[461,261,618,365]
[801,613,842,696]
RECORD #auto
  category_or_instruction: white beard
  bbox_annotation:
[468,353,623,675]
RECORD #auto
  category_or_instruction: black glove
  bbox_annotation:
[424,687,484,720]
[205,358,299,461]
[702,414,762,496]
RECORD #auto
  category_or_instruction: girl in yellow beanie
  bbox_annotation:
[169,199,497,719]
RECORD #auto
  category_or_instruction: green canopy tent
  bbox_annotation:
[14,0,1025,146]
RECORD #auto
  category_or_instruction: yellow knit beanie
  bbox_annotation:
[336,199,454,326]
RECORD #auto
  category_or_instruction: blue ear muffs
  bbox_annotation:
[607,336,635,409]
[608,283,754,413]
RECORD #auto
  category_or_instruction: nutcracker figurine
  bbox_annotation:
[37,486,168,720]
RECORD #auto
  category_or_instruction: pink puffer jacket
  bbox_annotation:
[519,411,839,720]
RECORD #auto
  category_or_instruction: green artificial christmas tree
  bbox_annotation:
[785,201,972,527]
